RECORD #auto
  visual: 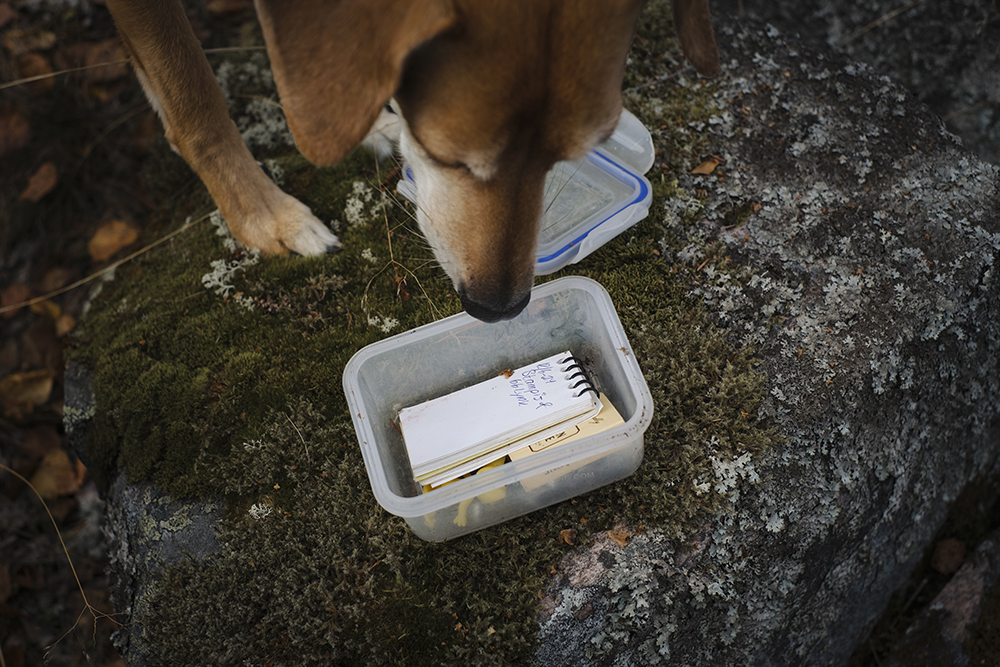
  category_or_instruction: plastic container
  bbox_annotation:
[395,109,654,276]
[343,276,654,541]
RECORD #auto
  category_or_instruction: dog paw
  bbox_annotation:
[274,196,342,255]
[229,193,341,256]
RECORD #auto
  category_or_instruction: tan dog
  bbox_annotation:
[106,0,718,322]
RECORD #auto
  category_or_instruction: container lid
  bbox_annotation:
[395,110,654,276]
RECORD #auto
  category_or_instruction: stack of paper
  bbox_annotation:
[399,351,601,488]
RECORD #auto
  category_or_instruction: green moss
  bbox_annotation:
[68,2,777,663]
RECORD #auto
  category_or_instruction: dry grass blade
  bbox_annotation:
[837,0,926,46]
[361,157,444,324]
[0,45,266,92]
[0,211,211,315]
[0,463,123,648]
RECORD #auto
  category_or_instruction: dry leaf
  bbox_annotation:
[89,219,139,261]
[21,425,61,458]
[29,449,86,499]
[206,0,254,14]
[16,52,54,94]
[3,27,56,56]
[133,111,161,152]
[55,313,77,337]
[1,283,32,318]
[19,161,58,202]
[40,266,72,293]
[559,528,577,545]
[0,4,15,30]
[691,157,722,175]
[608,529,632,547]
[28,298,60,320]
[55,39,128,83]
[0,369,54,418]
[0,561,11,605]
[0,103,31,156]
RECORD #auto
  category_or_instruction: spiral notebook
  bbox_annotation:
[399,351,602,488]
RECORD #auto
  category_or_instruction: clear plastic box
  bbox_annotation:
[396,109,654,276]
[342,276,654,541]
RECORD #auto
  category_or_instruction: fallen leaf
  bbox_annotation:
[55,39,128,84]
[0,4,14,30]
[21,425,61,459]
[0,561,10,604]
[3,28,57,56]
[40,266,72,293]
[18,161,58,202]
[12,563,44,590]
[691,157,722,175]
[206,0,254,14]
[559,528,577,545]
[88,219,139,261]
[28,298,60,320]
[55,313,77,337]
[133,111,161,152]
[2,644,26,667]
[0,369,54,418]
[1,283,32,318]
[608,529,632,547]
[19,318,62,374]
[0,338,16,370]
[15,52,54,94]
[0,103,31,156]
[29,449,86,498]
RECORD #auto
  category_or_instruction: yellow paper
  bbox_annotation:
[511,394,624,492]
[421,457,508,528]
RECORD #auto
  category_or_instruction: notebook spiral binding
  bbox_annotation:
[559,355,599,398]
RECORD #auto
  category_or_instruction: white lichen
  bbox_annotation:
[367,315,400,333]
[248,503,272,521]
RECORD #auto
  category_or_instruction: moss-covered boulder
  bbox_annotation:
[535,19,1000,666]
[65,8,1000,667]
[65,4,780,665]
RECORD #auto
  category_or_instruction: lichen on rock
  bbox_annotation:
[535,18,1000,667]
[66,3,781,664]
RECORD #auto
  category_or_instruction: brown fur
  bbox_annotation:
[106,0,718,321]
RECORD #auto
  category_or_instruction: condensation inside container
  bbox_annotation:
[540,159,616,246]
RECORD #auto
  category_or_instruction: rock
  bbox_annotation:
[710,0,1000,165]
[66,12,1000,667]
[103,474,223,666]
[888,530,1000,667]
[65,364,224,664]
[534,19,1000,666]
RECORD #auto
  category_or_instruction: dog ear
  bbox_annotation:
[256,0,455,166]
[674,0,720,78]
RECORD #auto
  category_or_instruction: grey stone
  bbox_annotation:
[534,19,1000,666]
[888,529,1000,667]
[103,471,223,665]
[710,0,1000,165]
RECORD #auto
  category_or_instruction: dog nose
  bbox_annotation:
[460,289,531,323]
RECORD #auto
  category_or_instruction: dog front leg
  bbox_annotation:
[106,0,340,255]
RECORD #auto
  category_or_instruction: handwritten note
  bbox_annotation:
[399,351,601,488]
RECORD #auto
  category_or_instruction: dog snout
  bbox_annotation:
[459,285,531,323]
